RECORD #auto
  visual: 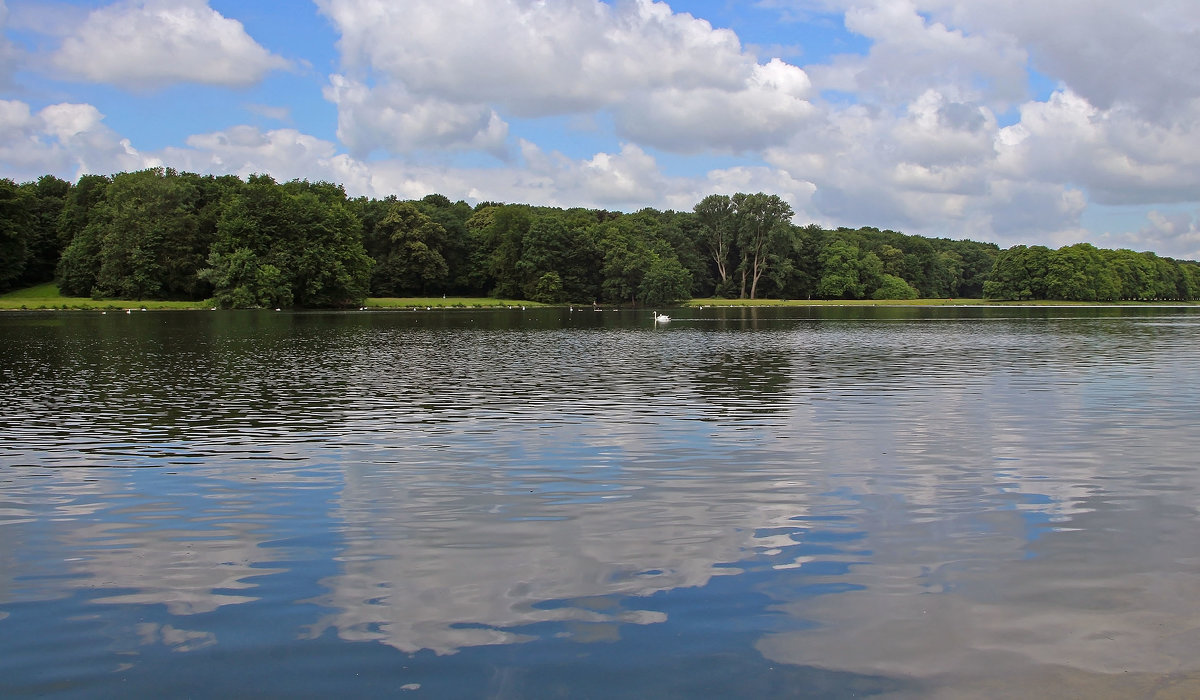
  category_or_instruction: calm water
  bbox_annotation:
[2,306,1200,698]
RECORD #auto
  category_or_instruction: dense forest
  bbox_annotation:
[2,168,1198,306]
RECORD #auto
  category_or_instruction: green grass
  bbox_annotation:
[684,297,1197,307]
[0,283,211,310]
[365,297,543,308]
[685,297,996,307]
[5,284,1193,311]
[0,285,535,311]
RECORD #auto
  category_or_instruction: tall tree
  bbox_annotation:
[0,179,31,292]
[90,168,211,300]
[693,194,736,295]
[55,175,111,296]
[816,239,882,299]
[201,175,371,307]
[16,175,71,287]
[371,201,449,296]
[731,192,794,299]
[983,245,1051,300]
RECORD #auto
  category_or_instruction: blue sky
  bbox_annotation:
[2,0,1200,259]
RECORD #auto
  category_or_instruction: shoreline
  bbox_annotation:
[3,297,1198,312]
[3,284,1197,311]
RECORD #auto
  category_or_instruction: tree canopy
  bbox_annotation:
[1,168,1197,306]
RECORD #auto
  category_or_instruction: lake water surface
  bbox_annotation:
[2,306,1200,698]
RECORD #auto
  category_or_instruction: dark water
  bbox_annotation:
[2,306,1200,698]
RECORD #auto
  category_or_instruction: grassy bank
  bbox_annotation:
[5,284,1193,311]
[0,285,542,311]
[365,297,542,309]
[684,297,1197,307]
[685,297,981,307]
[0,283,211,310]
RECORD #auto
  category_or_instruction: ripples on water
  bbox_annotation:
[2,307,1200,698]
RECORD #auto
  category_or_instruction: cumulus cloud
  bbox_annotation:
[0,99,155,180]
[316,0,815,155]
[617,59,816,153]
[323,75,509,158]
[922,0,1200,122]
[146,124,690,213]
[735,0,1200,248]
[8,0,1200,260]
[1101,210,1200,260]
[803,0,1028,108]
[996,90,1200,206]
[172,126,337,173]
[50,0,288,89]
[317,0,750,112]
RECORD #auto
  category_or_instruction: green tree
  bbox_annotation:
[1044,243,1119,301]
[1103,249,1156,300]
[55,175,111,296]
[16,175,71,286]
[480,205,534,299]
[371,201,449,296]
[531,271,565,303]
[950,239,1000,297]
[983,245,1051,300]
[638,253,692,305]
[731,192,794,299]
[90,168,213,300]
[0,179,31,292]
[693,194,736,295]
[816,239,881,299]
[781,223,823,299]
[201,175,371,307]
[418,194,473,293]
[872,274,919,299]
[596,217,691,305]
[1152,256,1186,300]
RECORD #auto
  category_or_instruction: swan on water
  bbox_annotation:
[654,312,671,323]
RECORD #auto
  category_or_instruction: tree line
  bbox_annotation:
[982,243,1200,301]
[2,168,1197,306]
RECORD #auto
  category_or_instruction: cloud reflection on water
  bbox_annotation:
[2,308,1200,696]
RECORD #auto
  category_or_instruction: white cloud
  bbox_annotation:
[803,0,1028,108]
[1098,210,1200,261]
[617,59,816,153]
[922,0,1200,122]
[316,0,814,155]
[323,75,509,158]
[996,90,1200,206]
[0,99,154,180]
[6,0,1200,261]
[743,0,1200,250]
[50,0,288,89]
[156,125,349,185]
[317,0,750,113]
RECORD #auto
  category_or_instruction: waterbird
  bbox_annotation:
[654,312,671,323]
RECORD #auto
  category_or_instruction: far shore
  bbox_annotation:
[2,284,1197,311]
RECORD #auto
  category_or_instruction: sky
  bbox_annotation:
[2,0,1200,259]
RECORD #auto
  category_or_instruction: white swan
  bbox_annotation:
[654,311,671,323]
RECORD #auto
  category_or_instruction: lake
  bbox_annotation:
[2,305,1199,698]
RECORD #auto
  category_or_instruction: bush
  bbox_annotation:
[872,274,920,300]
